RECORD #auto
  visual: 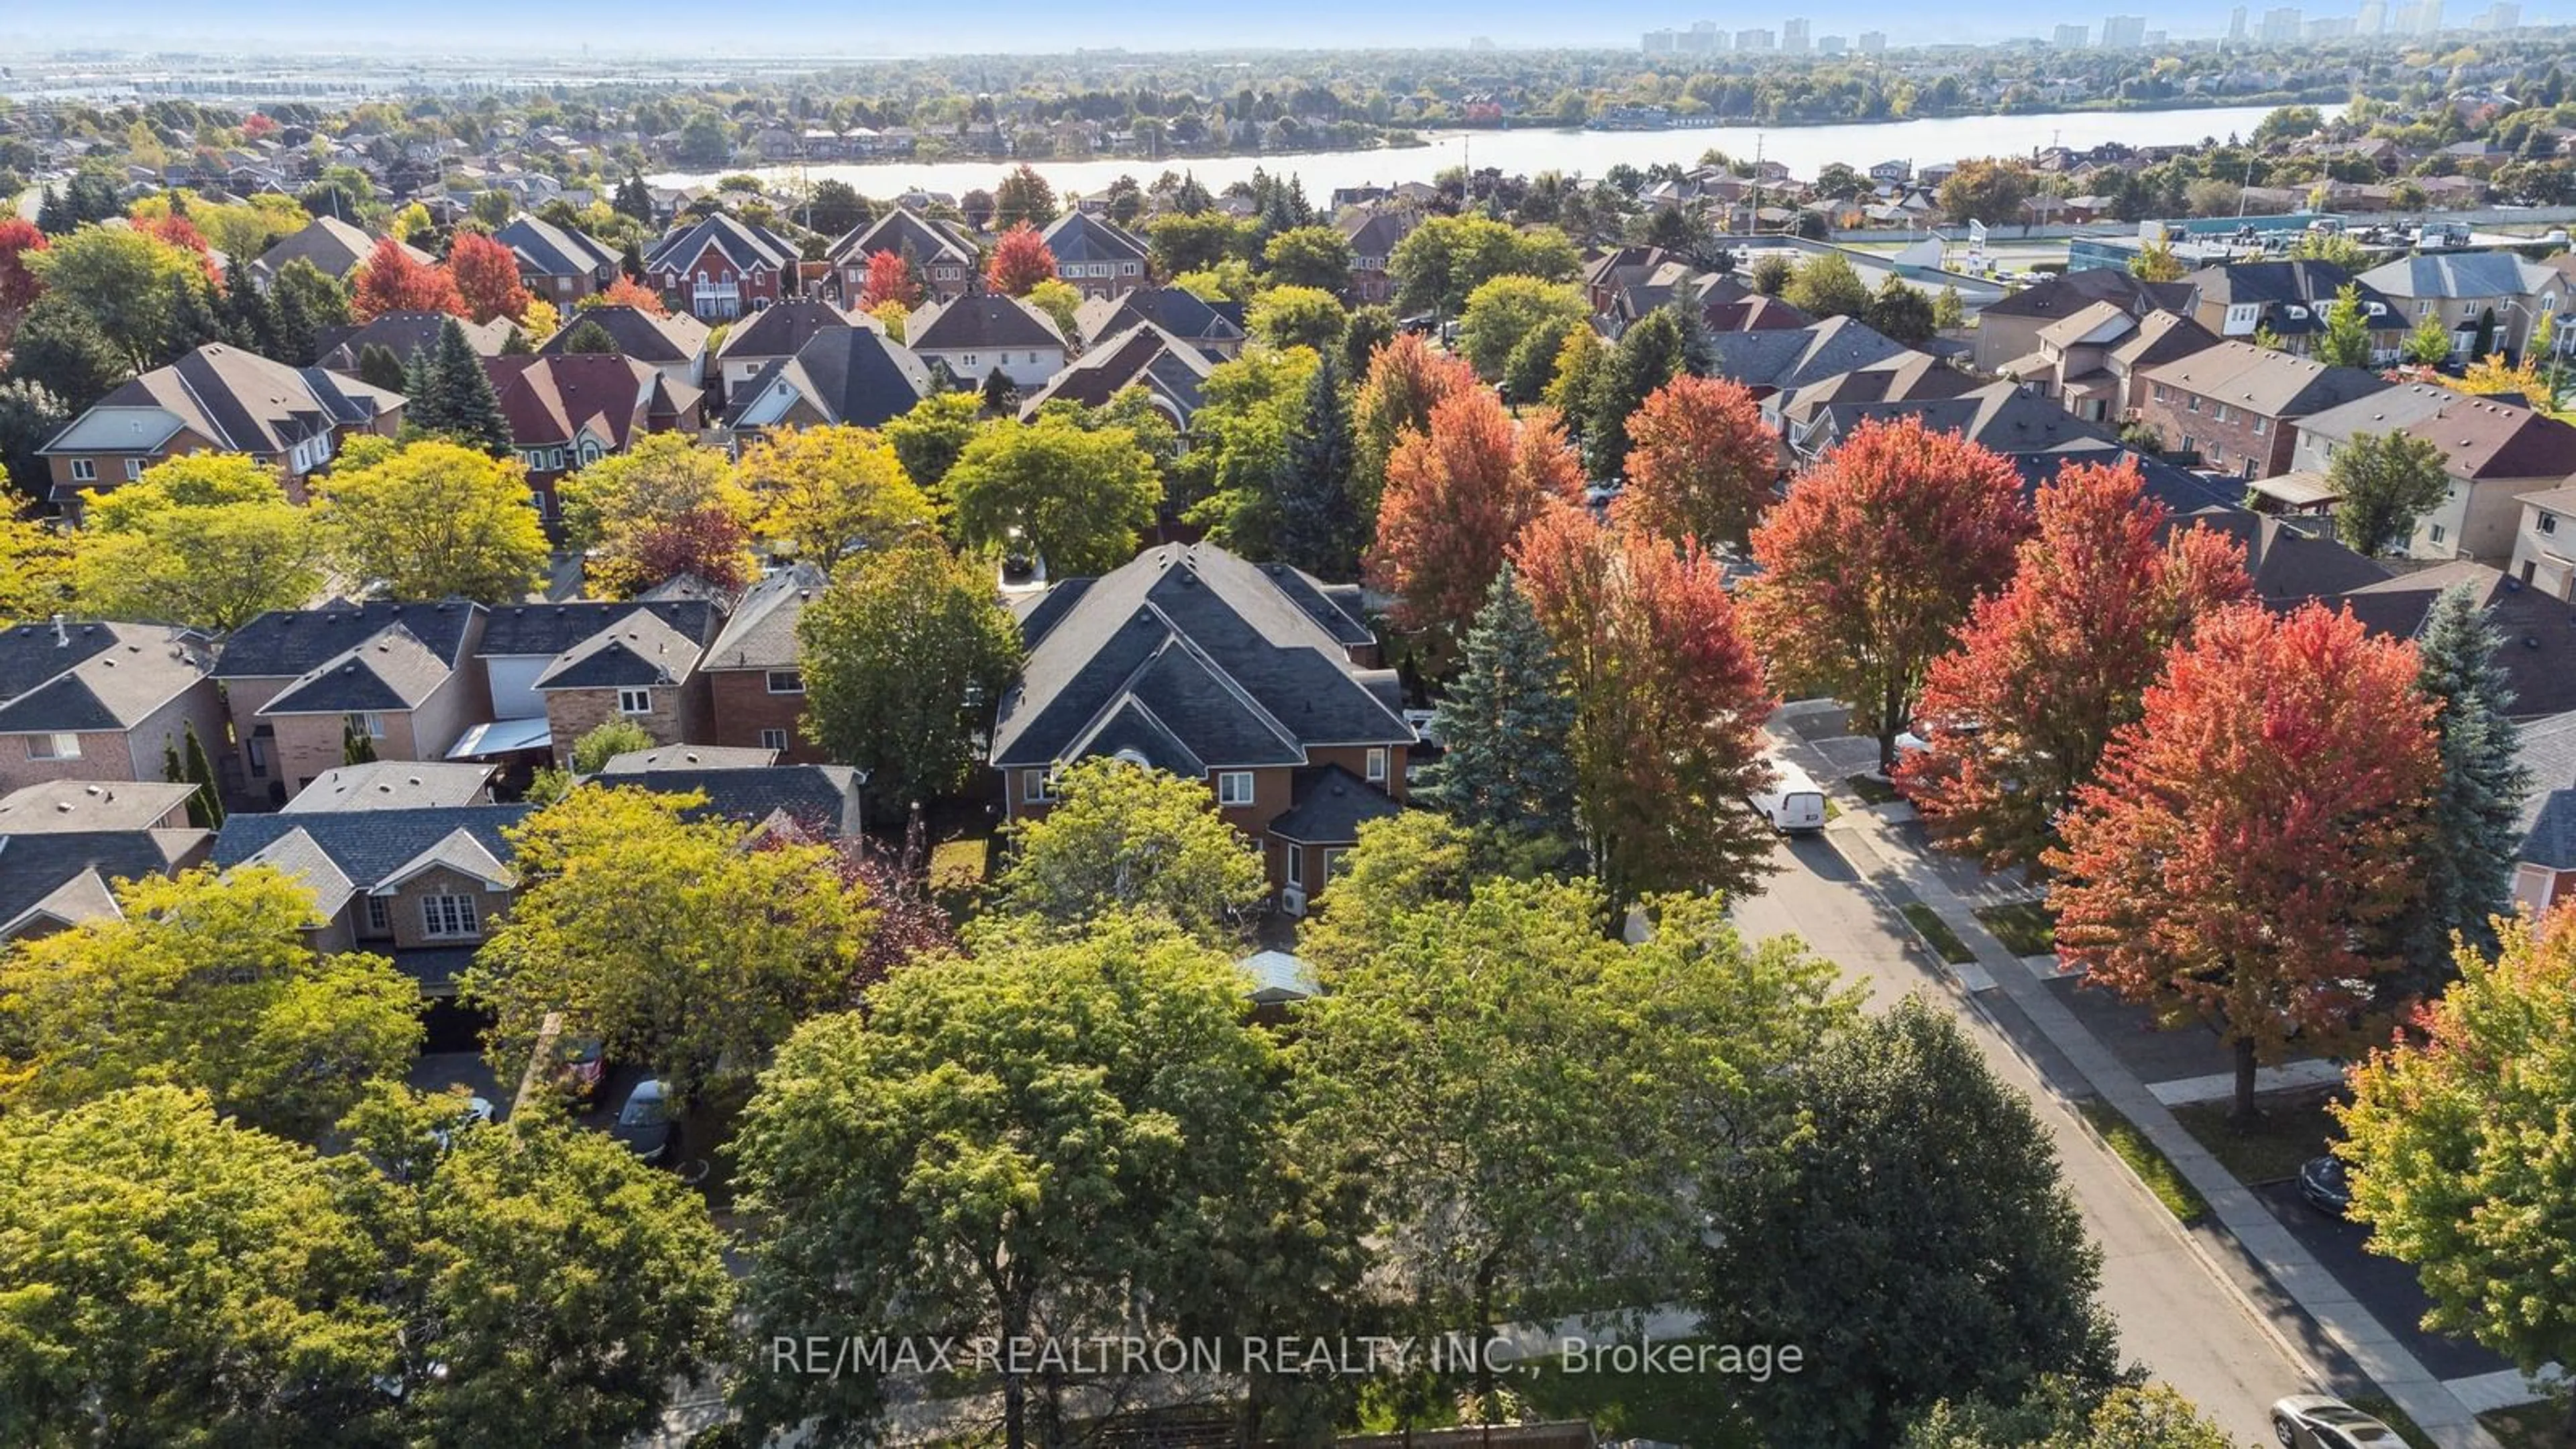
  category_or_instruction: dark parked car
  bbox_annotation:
[611,1078,676,1164]
[552,1034,605,1105]
[2271,1394,2404,1449]
[2299,1155,2351,1217]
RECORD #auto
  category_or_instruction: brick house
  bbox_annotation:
[533,608,713,763]
[2184,260,2408,362]
[313,311,515,373]
[2135,341,2389,479]
[468,596,725,767]
[826,207,979,303]
[535,304,712,395]
[2357,252,2573,362]
[250,215,432,290]
[1073,286,1246,360]
[492,214,623,305]
[991,542,1415,910]
[1039,211,1150,299]
[722,327,934,433]
[38,345,405,509]
[0,787,213,941]
[642,213,801,321]
[482,354,703,524]
[213,602,491,808]
[2297,386,2576,563]
[698,564,824,761]
[1336,211,1417,306]
[0,620,223,795]
[1970,270,2194,376]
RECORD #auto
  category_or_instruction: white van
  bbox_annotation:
[1749,760,1827,833]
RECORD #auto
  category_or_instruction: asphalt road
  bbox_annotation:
[1731,833,2311,1449]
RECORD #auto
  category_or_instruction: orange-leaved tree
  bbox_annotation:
[1352,331,1479,523]
[859,250,919,310]
[1610,373,1777,550]
[590,275,668,317]
[984,224,1056,297]
[1738,415,2031,770]
[2049,601,2436,1121]
[1894,457,2252,873]
[351,234,463,322]
[1368,388,1582,673]
[446,229,532,324]
[1515,502,1776,908]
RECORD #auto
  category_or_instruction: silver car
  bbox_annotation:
[2271,1395,2406,1449]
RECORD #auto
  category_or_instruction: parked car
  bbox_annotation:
[2298,1155,2352,1217]
[1749,758,1828,833]
[611,1078,677,1164]
[427,1094,494,1154]
[553,1034,606,1105]
[2270,1394,2406,1449]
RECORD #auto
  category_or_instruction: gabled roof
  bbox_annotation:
[1075,286,1244,350]
[1707,315,1909,392]
[0,622,211,735]
[42,345,402,460]
[2167,507,2394,606]
[0,780,198,833]
[259,625,456,716]
[600,765,861,835]
[219,602,482,682]
[532,608,705,690]
[1269,764,1405,845]
[477,598,722,659]
[726,327,932,431]
[1981,269,2192,321]
[598,744,778,773]
[906,291,1065,353]
[716,299,857,362]
[1780,352,1976,424]
[0,829,211,938]
[2358,250,2561,301]
[1020,323,1216,421]
[536,304,710,365]
[826,206,976,267]
[2189,259,2392,316]
[252,215,430,282]
[993,543,1411,771]
[1814,379,2118,458]
[2036,299,2139,350]
[314,311,515,372]
[483,354,696,452]
[280,760,497,812]
[2109,309,2222,372]
[492,214,619,278]
[1336,210,1417,258]
[212,805,530,910]
[2140,341,2389,419]
[2390,394,2576,481]
[2336,559,2576,718]
[703,564,824,672]
[2513,710,2576,864]
[1040,210,1148,265]
[374,826,515,892]
[643,213,798,276]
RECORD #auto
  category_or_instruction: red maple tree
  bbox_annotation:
[1367,388,1583,671]
[2048,601,2436,1120]
[136,213,219,283]
[446,229,532,324]
[1514,502,1777,906]
[350,234,464,322]
[1353,331,1480,513]
[619,506,756,595]
[592,276,668,317]
[1738,415,2031,769]
[1894,458,2253,872]
[859,250,919,310]
[1609,374,1778,549]
[0,218,46,315]
[983,224,1057,297]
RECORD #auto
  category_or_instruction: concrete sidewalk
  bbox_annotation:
[1825,802,2504,1449]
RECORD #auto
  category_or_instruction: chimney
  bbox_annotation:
[50,613,66,647]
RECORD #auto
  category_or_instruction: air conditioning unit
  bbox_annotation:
[1279,887,1307,918]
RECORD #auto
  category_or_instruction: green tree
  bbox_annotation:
[798,541,1023,804]
[2127,240,2187,283]
[943,413,1161,575]
[992,757,1267,944]
[355,340,407,392]
[1421,564,1578,847]
[269,256,352,364]
[1582,309,1686,480]
[1869,272,1937,344]
[318,437,549,602]
[0,377,68,498]
[1024,276,1082,341]
[1246,284,1347,352]
[1750,252,1796,296]
[1456,275,1588,380]
[882,388,983,493]
[992,163,1058,230]
[1906,1377,2237,1448]
[1933,284,1968,329]
[0,867,420,1140]
[1785,251,1873,320]
[1271,350,1365,578]
[2316,282,2373,368]
[72,452,323,632]
[1262,223,1354,290]
[2330,429,2453,556]
[556,317,616,355]
[1501,315,1580,406]
[405,315,512,453]
[735,423,938,568]
[2402,583,2530,987]
[180,720,223,828]
[1705,1001,2121,1448]
[1146,211,1248,278]
[570,717,653,774]
[0,1087,394,1446]
[2406,310,2455,366]
[21,224,205,370]
[1185,345,1322,555]
[6,294,131,411]
[1388,213,1580,317]
[460,786,870,1108]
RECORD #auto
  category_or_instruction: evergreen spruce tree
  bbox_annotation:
[1271,352,1364,579]
[1664,294,1715,377]
[34,185,69,236]
[1582,309,1686,481]
[180,722,223,829]
[343,722,378,767]
[413,317,511,455]
[979,365,1018,415]
[2405,582,2532,989]
[162,278,225,367]
[221,264,281,358]
[614,172,655,223]
[558,319,617,355]
[1421,565,1580,845]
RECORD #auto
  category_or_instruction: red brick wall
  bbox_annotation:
[705,671,818,761]
[2140,383,2295,479]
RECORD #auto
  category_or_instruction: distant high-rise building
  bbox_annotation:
[2358,0,2387,31]
[2228,3,2249,40]
[2260,5,2302,42]
[2416,0,2443,31]
[1737,26,1776,50]
[1819,33,1848,52]
[1858,28,1887,52]
[2475,1,2519,28]
[2100,13,2147,45]
[2053,22,2090,44]
[1642,28,1676,52]
[2304,15,2354,37]
[1782,17,1811,52]
[2142,27,2169,44]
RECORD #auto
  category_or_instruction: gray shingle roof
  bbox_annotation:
[1040,211,1148,266]
[1075,286,1244,350]
[725,327,932,430]
[703,564,822,672]
[1980,268,2192,321]
[606,765,859,833]
[43,345,402,461]
[717,300,857,363]
[1708,316,1908,392]
[0,622,212,735]
[493,215,619,279]
[906,292,1064,353]
[533,608,704,690]
[1269,765,1404,844]
[476,599,719,660]
[826,207,976,267]
[211,805,530,891]
[0,829,209,936]
[259,625,455,715]
[2358,251,2559,301]
[2513,710,2576,865]
[2140,341,2390,419]
[643,213,798,276]
[537,305,709,366]
[218,602,482,681]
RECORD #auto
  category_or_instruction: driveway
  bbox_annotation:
[2250,1181,2510,1385]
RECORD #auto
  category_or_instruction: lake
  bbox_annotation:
[651,103,2328,201]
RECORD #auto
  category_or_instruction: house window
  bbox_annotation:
[365,896,391,934]
[2253,416,2268,435]
[961,354,978,368]
[123,459,144,481]
[1366,747,1389,784]
[1217,771,1254,806]
[617,688,653,715]
[2186,396,2200,413]
[346,712,384,739]
[25,733,79,761]
[1024,768,1054,803]
[2544,513,2560,535]
[421,894,481,939]
[2152,385,2166,403]
[1323,847,1350,885]
[765,669,804,694]
[2431,524,2449,544]
[68,459,95,482]
[2418,300,2432,317]
[1284,844,1305,888]
[759,728,790,751]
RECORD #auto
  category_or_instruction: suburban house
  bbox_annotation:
[250,215,431,290]
[0,620,223,796]
[492,215,622,305]
[826,207,979,303]
[2184,260,2407,361]
[0,800,213,942]
[213,602,491,807]
[723,326,934,433]
[1794,379,2119,468]
[532,607,715,764]
[536,303,711,394]
[2289,386,2576,561]
[1074,286,1246,359]
[1972,270,2194,376]
[38,345,406,508]
[482,354,704,523]
[2508,710,2576,914]
[712,299,859,400]
[2135,341,2389,478]
[1337,211,1417,306]
[463,596,725,770]
[991,541,1415,910]
[279,760,499,812]
[211,804,531,996]
[905,290,1068,390]
[1581,246,1684,314]
[596,751,865,837]
[2507,480,2576,600]
[697,565,824,763]
[1039,211,1150,299]
[1999,304,2222,421]
[2357,252,2572,361]
[1709,316,1912,405]
[313,311,516,373]
[1020,324,1218,426]
[643,213,802,321]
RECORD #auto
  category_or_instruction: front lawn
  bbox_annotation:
[1516,1342,1766,1448]
[1898,902,1976,965]
[1844,773,1903,806]
[928,830,998,920]
[1973,902,2055,957]
[2481,1401,2570,1449]
[2076,1097,2209,1225]
[2171,1087,2342,1186]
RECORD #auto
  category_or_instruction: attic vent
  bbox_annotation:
[83,785,101,796]
[2528,636,2544,649]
